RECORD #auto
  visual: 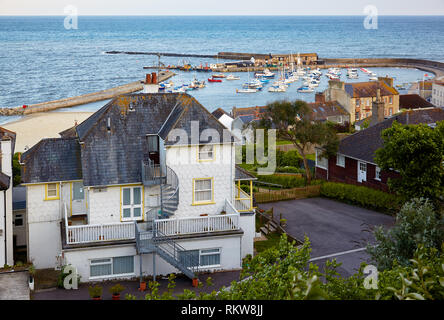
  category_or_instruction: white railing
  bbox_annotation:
[66,222,135,245]
[154,201,240,237]
[235,188,252,212]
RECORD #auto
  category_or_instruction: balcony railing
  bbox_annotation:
[235,188,254,212]
[64,204,135,245]
[154,200,240,237]
[142,159,165,186]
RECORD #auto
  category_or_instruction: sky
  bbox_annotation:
[1,0,444,16]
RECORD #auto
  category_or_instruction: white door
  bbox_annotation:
[72,181,87,215]
[358,162,367,183]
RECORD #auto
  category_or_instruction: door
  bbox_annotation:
[147,135,160,165]
[72,181,87,215]
[358,162,367,183]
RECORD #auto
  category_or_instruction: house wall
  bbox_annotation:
[0,139,14,266]
[320,155,400,192]
[432,83,444,107]
[239,213,255,258]
[63,233,242,282]
[166,143,235,218]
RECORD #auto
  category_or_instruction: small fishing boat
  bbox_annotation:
[226,74,240,80]
[236,88,257,93]
[212,73,226,78]
[268,85,286,92]
[208,77,222,83]
[297,86,314,93]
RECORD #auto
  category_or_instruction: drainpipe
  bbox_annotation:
[3,190,6,265]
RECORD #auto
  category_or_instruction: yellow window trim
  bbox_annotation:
[192,177,215,206]
[120,185,145,222]
[44,183,60,201]
[197,145,216,162]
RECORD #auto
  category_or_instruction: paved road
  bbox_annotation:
[259,198,395,277]
[0,272,30,300]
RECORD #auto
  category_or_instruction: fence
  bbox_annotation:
[254,185,321,203]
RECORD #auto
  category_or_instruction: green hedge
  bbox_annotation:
[257,174,307,188]
[320,182,403,214]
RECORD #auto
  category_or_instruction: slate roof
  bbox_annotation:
[307,101,349,121]
[22,93,233,187]
[338,108,444,164]
[399,94,435,109]
[344,81,398,98]
[235,165,257,181]
[21,137,82,184]
[211,108,229,119]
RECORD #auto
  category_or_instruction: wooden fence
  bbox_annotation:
[254,185,321,203]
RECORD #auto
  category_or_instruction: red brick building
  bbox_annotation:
[315,108,444,191]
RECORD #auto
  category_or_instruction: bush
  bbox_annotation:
[257,174,307,189]
[320,182,403,213]
[367,198,444,271]
[276,166,306,174]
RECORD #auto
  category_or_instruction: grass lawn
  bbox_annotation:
[254,232,282,253]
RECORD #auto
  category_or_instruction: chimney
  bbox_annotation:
[378,76,394,88]
[315,92,326,104]
[142,72,159,93]
[371,88,385,126]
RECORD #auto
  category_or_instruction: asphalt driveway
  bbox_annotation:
[259,197,395,277]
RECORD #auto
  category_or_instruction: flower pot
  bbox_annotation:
[112,294,120,300]
[92,296,101,300]
[28,276,34,291]
[192,278,199,287]
[139,281,147,291]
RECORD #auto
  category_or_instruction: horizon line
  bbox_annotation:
[1,14,444,17]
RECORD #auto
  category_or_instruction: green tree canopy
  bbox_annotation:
[259,100,339,184]
[375,120,444,201]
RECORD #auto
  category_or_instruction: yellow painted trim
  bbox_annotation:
[197,144,216,162]
[44,183,60,201]
[192,177,215,205]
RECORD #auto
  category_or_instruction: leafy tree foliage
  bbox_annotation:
[367,198,444,271]
[375,121,444,202]
[259,100,339,184]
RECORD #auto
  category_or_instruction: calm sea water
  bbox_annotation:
[0,16,443,120]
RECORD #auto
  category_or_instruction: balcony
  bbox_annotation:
[141,159,165,186]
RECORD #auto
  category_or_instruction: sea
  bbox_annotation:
[1,15,444,123]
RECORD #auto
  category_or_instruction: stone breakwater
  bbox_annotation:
[0,70,175,116]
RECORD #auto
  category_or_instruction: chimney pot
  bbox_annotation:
[151,72,157,85]
[145,74,151,84]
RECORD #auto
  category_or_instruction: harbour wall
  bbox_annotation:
[0,71,175,116]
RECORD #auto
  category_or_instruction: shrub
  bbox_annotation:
[367,198,444,271]
[257,174,307,189]
[276,166,306,174]
[320,182,403,213]
[109,283,125,296]
[88,285,103,299]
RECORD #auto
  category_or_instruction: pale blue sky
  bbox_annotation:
[1,0,444,15]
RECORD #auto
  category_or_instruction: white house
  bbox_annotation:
[432,81,444,107]
[21,93,256,283]
[0,127,16,267]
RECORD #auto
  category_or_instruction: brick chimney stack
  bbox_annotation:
[315,92,326,104]
[142,72,159,93]
[371,88,385,126]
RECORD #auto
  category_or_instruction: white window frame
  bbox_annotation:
[193,178,214,205]
[198,144,214,161]
[315,149,328,170]
[14,214,24,227]
[121,186,143,221]
[199,248,221,268]
[336,154,345,168]
[375,166,381,181]
[89,256,135,280]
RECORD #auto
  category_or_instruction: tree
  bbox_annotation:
[375,121,444,202]
[367,198,444,271]
[259,100,339,184]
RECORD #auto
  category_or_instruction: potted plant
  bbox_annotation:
[192,274,199,287]
[220,210,226,215]
[109,283,125,300]
[88,285,103,300]
[139,280,147,292]
[28,264,36,291]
